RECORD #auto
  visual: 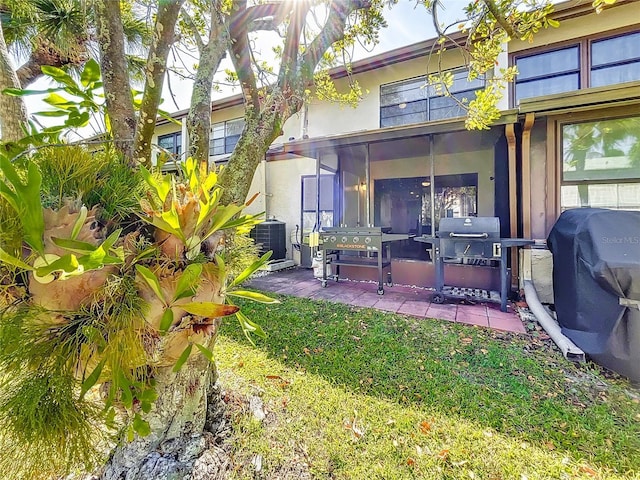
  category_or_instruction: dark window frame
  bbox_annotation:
[510,27,640,107]
[209,118,245,156]
[379,69,485,128]
[157,131,182,157]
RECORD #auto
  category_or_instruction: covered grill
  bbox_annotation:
[415,217,533,311]
[319,227,409,295]
[548,208,640,382]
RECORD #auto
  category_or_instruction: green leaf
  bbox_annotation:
[41,65,77,89]
[82,325,107,350]
[2,87,59,96]
[133,414,151,437]
[51,237,96,254]
[159,308,174,335]
[180,302,239,318]
[215,254,226,283]
[43,92,75,110]
[80,358,106,400]
[0,158,45,254]
[227,290,280,304]
[0,246,34,271]
[70,206,88,239]
[173,344,193,372]
[135,265,166,304]
[81,59,101,87]
[34,110,70,117]
[195,343,215,363]
[173,263,203,302]
[229,251,272,288]
[547,18,560,28]
[140,165,171,203]
[236,310,267,345]
[203,205,244,240]
[35,253,80,277]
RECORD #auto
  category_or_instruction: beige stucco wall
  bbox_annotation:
[510,2,640,53]
[306,49,466,138]
[243,156,317,260]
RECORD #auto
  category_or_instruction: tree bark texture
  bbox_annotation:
[185,2,229,170]
[95,0,137,163]
[100,329,232,480]
[134,0,185,168]
[0,23,28,143]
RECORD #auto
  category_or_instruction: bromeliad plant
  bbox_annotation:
[0,150,277,479]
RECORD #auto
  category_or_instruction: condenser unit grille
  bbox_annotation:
[250,221,286,260]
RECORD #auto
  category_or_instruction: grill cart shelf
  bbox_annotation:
[320,227,409,295]
[415,217,533,312]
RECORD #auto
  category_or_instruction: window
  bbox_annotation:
[560,115,640,211]
[591,31,640,87]
[513,30,640,104]
[514,47,580,104]
[301,175,335,232]
[158,132,182,157]
[209,118,245,156]
[380,70,485,128]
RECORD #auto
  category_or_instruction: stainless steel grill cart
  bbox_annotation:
[320,227,409,295]
[415,217,533,312]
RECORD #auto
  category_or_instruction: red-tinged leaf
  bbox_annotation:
[419,421,431,434]
[437,449,449,460]
[266,375,283,380]
[180,302,239,318]
[579,466,598,477]
[407,457,416,466]
[245,191,260,206]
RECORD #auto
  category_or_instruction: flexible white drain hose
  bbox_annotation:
[523,280,585,362]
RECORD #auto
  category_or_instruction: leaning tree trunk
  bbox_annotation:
[133,0,185,167]
[186,2,229,171]
[0,22,27,143]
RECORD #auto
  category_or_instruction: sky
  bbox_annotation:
[21,0,472,127]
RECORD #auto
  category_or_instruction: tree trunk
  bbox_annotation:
[133,0,185,168]
[95,0,136,163]
[218,97,291,206]
[100,328,231,480]
[186,5,228,171]
[0,22,27,143]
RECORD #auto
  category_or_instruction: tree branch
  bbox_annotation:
[229,0,260,109]
[299,0,371,82]
[277,0,312,89]
[481,0,517,38]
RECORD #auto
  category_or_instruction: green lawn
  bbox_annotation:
[216,293,640,479]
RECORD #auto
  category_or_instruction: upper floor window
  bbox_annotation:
[513,30,640,104]
[210,118,245,156]
[380,69,485,128]
[158,132,182,157]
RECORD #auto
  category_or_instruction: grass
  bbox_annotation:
[215,293,640,480]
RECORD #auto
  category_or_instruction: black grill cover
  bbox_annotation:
[547,208,640,382]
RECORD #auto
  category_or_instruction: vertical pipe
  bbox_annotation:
[522,113,535,239]
[506,124,519,287]
[365,144,371,226]
[430,135,436,237]
[315,153,321,230]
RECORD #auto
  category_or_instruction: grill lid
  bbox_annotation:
[437,217,500,238]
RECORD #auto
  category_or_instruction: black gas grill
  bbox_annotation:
[415,217,533,311]
[320,227,409,295]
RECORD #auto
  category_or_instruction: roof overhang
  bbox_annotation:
[518,81,640,117]
[281,110,519,158]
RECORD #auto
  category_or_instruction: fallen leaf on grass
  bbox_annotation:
[419,421,431,434]
[461,337,473,345]
[437,449,449,461]
[579,466,598,477]
[343,410,365,441]
[266,375,283,380]
[406,457,416,466]
[480,348,488,354]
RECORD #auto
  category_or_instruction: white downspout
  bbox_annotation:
[523,279,585,362]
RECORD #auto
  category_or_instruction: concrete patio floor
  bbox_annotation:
[246,267,527,334]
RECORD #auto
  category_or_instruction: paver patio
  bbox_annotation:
[247,267,527,334]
